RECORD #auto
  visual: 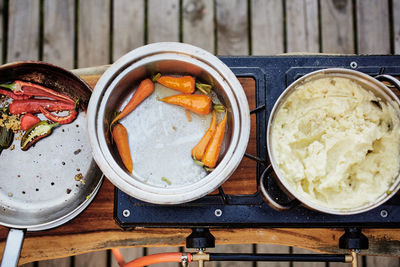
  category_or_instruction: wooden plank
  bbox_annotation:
[320,0,354,54]
[37,257,70,267]
[356,0,390,54]
[285,0,319,53]
[75,0,110,265]
[216,0,248,55]
[147,247,180,267]
[182,0,214,53]
[111,0,146,261]
[74,251,107,267]
[256,244,290,267]
[292,247,324,267]
[366,255,400,267]
[251,0,284,55]
[43,0,74,68]
[0,0,3,63]
[394,0,400,54]
[20,263,34,267]
[7,0,40,62]
[112,0,144,61]
[78,0,110,67]
[111,247,144,267]
[148,0,179,43]
[215,1,252,264]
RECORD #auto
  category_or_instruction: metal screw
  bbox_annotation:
[350,61,358,69]
[214,209,222,217]
[380,209,388,218]
[122,209,131,217]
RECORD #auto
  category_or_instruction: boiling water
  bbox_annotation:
[120,84,212,187]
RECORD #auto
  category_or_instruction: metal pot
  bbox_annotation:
[0,61,103,266]
[262,68,400,215]
[87,42,250,204]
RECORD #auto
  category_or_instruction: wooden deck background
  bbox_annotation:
[1,0,400,266]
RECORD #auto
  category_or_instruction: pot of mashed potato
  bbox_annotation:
[266,68,400,215]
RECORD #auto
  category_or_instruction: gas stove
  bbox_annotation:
[114,55,400,229]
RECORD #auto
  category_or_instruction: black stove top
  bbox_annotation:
[114,55,400,229]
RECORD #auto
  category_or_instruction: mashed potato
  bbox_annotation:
[271,76,400,210]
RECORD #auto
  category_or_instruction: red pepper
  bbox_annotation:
[0,81,75,104]
[9,99,75,114]
[0,88,31,100]
[39,106,78,124]
[20,113,41,131]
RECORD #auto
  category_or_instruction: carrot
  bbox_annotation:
[111,78,154,127]
[192,110,217,161]
[112,123,133,173]
[159,94,212,115]
[155,74,195,94]
[202,112,227,169]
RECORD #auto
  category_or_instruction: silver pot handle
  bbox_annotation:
[259,165,298,211]
[375,74,400,91]
[1,229,25,267]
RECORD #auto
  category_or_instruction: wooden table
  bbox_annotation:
[1,68,400,266]
[1,0,400,266]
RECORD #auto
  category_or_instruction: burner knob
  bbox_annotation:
[339,228,369,250]
[186,228,215,249]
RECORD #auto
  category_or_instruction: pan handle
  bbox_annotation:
[1,229,25,267]
[375,74,400,91]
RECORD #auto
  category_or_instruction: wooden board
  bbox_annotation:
[182,0,214,53]
[148,0,179,43]
[43,0,75,69]
[394,0,400,54]
[320,0,354,53]
[74,251,107,267]
[356,0,390,54]
[78,0,110,67]
[285,0,319,53]
[112,0,144,61]
[7,0,40,61]
[215,0,248,55]
[37,257,70,267]
[251,0,284,55]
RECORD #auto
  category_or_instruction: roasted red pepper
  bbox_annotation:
[39,106,78,124]
[0,88,31,100]
[20,113,41,131]
[21,121,59,151]
[0,81,75,104]
[9,99,75,114]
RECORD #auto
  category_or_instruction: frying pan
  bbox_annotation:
[0,62,103,266]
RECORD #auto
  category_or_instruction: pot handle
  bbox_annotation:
[259,165,298,211]
[1,229,25,267]
[375,74,400,91]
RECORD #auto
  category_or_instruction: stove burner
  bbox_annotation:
[115,55,400,229]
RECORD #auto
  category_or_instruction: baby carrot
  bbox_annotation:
[202,112,227,169]
[155,74,195,94]
[112,123,133,173]
[192,110,217,161]
[159,94,212,115]
[111,78,154,127]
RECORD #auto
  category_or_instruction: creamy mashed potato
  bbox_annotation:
[271,76,400,210]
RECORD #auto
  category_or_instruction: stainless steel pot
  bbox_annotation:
[262,68,400,215]
[87,42,250,204]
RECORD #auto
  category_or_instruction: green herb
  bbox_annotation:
[161,177,171,185]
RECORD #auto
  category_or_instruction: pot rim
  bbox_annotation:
[87,42,250,204]
[266,68,400,215]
